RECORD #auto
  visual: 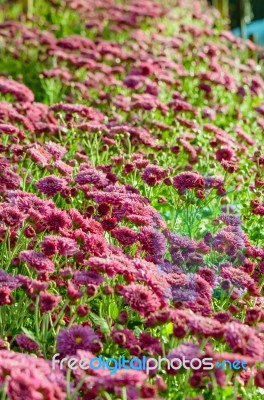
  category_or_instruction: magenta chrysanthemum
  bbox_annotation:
[20,250,55,273]
[118,284,163,316]
[41,235,78,256]
[36,175,68,197]
[173,172,205,194]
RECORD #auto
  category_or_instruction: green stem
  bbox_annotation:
[35,295,40,341]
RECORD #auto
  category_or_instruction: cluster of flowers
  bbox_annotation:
[0,0,263,399]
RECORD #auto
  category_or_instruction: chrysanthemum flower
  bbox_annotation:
[0,287,13,305]
[54,160,74,176]
[39,291,61,313]
[0,350,66,399]
[44,209,71,232]
[111,226,137,246]
[189,315,224,338]
[73,270,104,286]
[0,169,21,192]
[218,213,241,226]
[36,175,68,197]
[41,235,78,256]
[221,266,260,296]
[20,250,54,273]
[167,343,203,375]
[104,369,147,388]
[215,147,235,162]
[0,269,20,290]
[0,205,25,228]
[16,334,39,351]
[255,369,264,388]
[45,141,67,160]
[111,328,137,348]
[141,165,167,186]
[224,321,264,360]
[137,226,166,260]
[173,172,205,194]
[56,325,101,356]
[0,76,34,102]
[75,168,109,189]
[117,283,162,316]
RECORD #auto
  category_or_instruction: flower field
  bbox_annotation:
[0,0,263,399]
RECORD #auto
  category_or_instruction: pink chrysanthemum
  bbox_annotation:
[0,287,13,305]
[141,165,167,186]
[54,160,74,176]
[73,270,104,286]
[87,256,125,278]
[44,209,71,232]
[188,315,224,338]
[218,213,241,226]
[0,76,34,102]
[224,322,264,361]
[117,283,162,316]
[0,205,25,228]
[221,266,260,295]
[167,343,203,375]
[0,350,66,399]
[50,103,104,121]
[45,141,67,160]
[41,235,78,256]
[137,226,166,260]
[255,369,264,388]
[0,169,21,192]
[111,226,137,246]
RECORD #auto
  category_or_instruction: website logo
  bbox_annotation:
[52,354,248,375]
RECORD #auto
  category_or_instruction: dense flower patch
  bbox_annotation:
[0,0,263,399]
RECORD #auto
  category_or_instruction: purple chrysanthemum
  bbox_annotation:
[56,325,101,356]
[36,175,68,197]
[75,168,109,189]
[16,334,39,351]
[218,213,242,226]
[20,251,55,273]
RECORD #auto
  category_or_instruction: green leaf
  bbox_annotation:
[89,312,110,334]
[163,322,173,336]
[21,327,39,344]
[109,303,118,320]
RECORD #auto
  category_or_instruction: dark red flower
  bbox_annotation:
[215,147,235,162]
[255,369,264,388]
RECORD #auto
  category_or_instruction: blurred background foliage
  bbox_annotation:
[1,1,264,44]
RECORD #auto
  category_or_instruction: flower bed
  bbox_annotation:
[0,0,263,399]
